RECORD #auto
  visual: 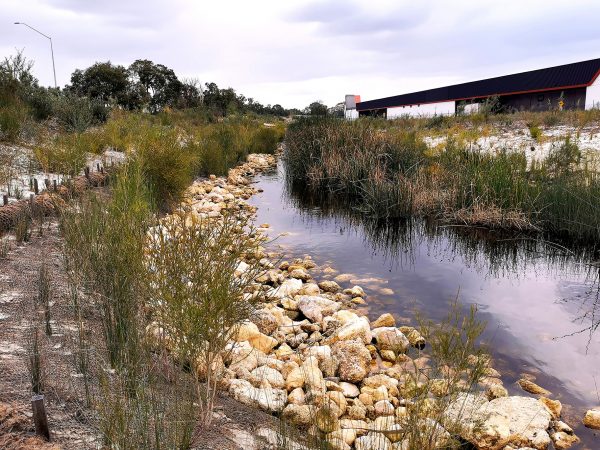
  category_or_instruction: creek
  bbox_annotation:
[249,159,600,447]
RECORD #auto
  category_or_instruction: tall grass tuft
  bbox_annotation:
[146,210,265,426]
[285,118,600,242]
[37,263,52,336]
[27,324,44,395]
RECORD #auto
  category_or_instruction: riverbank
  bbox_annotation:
[284,117,600,242]
[162,152,591,449]
[1,151,596,449]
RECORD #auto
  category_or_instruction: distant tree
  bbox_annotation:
[270,104,286,116]
[68,61,129,105]
[177,78,203,109]
[306,101,328,116]
[128,59,183,112]
[202,82,243,116]
[328,102,345,118]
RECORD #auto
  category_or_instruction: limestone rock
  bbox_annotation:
[328,316,372,345]
[251,365,285,389]
[344,286,365,297]
[539,397,561,419]
[288,387,306,405]
[319,280,341,293]
[583,407,600,429]
[486,384,508,400]
[250,308,279,335]
[296,295,341,323]
[372,327,410,353]
[316,406,340,432]
[355,433,393,450]
[300,283,321,296]
[517,378,551,396]
[235,321,278,354]
[333,339,372,383]
[328,428,357,446]
[374,400,394,416]
[290,268,311,281]
[551,431,580,450]
[229,379,286,413]
[272,278,303,299]
[339,381,360,398]
[282,403,314,426]
[444,394,552,450]
[362,374,399,391]
[371,313,396,328]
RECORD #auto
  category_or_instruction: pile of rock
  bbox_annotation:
[158,153,581,450]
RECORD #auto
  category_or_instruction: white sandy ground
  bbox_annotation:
[0,145,125,203]
[423,123,600,166]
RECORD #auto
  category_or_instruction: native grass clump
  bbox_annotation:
[59,155,269,447]
[146,210,266,425]
[285,117,600,242]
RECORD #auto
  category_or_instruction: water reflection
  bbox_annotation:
[249,162,600,447]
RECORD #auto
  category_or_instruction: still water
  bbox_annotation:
[249,160,600,447]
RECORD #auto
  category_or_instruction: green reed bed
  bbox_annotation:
[284,117,600,242]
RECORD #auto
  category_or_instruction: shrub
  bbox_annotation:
[0,98,29,142]
[528,123,542,141]
[61,159,151,369]
[34,134,88,177]
[135,125,198,207]
[248,126,282,154]
[146,210,264,425]
[52,94,108,133]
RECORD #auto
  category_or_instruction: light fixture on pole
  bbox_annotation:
[14,22,57,89]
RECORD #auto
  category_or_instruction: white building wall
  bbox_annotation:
[387,101,455,118]
[585,76,600,110]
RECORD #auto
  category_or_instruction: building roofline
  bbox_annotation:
[357,58,600,112]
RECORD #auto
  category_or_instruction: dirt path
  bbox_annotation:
[0,221,296,450]
[0,221,99,448]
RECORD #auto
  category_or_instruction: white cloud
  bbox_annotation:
[2,0,600,109]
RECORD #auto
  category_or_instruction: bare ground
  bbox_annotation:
[0,219,294,450]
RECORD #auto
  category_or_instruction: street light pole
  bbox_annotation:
[14,22,57,89]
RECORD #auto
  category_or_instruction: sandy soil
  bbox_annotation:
[0,219,298,450]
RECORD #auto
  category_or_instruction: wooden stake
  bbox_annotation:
[31,394,50,441]
[84,166,90,179]
[2,194,8,206]
[53,180,57,191]
[33,178,39,194]
[97,163,101,172]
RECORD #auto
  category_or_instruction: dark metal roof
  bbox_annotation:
[357,58,600,111]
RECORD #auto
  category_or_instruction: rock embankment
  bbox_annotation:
[154,153,581,450]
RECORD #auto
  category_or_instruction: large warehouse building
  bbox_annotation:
[356,58,600,118]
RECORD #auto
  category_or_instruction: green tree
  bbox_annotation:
[306,100,328,116]
[128,59,183,112]
[68,61,129,105]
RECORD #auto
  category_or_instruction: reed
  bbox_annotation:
[285,117,600,242]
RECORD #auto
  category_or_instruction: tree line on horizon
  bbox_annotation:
[1,50,342,140]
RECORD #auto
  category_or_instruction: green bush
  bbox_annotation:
[0,98,29,142]
[135,125,198,207]
[52,94,108,132]
[248,126,281,154]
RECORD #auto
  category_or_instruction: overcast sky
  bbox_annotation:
[2,0,600,109]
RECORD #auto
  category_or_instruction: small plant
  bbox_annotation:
[545,135,581,177]
[528,123,542,141]
[38,263,52,336]
[27,324,44,394]
[146,210,265,426]
[0,236,9,258]
[15,211,30,243]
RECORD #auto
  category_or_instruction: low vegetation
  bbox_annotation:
[285,116,600,242]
